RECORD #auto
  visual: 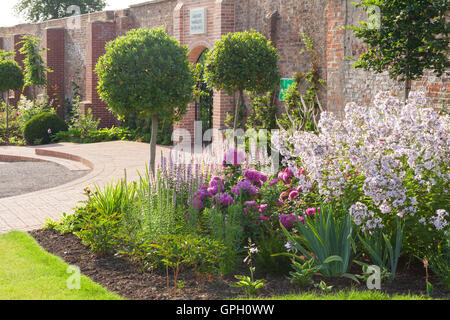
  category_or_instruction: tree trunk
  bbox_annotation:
[150,114,159,175]
[404,77,411,102]
[233,90,241,132]
[4,92,9,139]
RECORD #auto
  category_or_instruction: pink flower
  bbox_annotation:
[289,190,299,200]
[258,204,268,213]
[258,215,270,222]
[244,201,258,208]
[269,179,279,186]
[305,207,320,217]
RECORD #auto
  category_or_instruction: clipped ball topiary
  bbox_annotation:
[23,112,68,145]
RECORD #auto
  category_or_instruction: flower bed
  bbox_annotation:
[45,91,449,298]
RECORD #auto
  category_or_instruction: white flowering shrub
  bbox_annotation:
[272,91,449,255]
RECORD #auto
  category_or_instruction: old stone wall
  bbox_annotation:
[0,0,447,130]
[330,0,449,113]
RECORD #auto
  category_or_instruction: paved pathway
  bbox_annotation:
[0,141,171,234]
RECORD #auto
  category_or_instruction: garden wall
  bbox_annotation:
[0,0,448,132]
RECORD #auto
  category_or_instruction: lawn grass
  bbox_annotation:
[0,231,122,300]
[235,290,431,300]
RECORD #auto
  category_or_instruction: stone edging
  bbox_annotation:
[34,149,95,169]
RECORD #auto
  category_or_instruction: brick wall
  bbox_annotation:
[44,28,65,117]
[331,0,449,111]
[79,20,117,128]
[0,0,447,135]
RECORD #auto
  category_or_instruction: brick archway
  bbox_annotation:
[187,40,214,63]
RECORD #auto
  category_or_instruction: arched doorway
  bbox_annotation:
[195,49,213,137]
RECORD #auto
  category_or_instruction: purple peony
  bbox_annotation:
[269,179,279,186]
[214,193,234,207]
[244,169,268,185]
[280,214,299,229]
[231,186,241,195]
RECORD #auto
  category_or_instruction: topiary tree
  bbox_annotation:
[348,0,449,100]
[0,50,25,138]
[95,28,194,173]
[19,35,52,100]
[204,30,280,131]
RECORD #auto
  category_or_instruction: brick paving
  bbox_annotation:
[0,141,171,234]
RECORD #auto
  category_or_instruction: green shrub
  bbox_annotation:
[17,95,55,131]
[281,203,357,281]
[23,112,68,145]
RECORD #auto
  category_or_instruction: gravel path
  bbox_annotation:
[0,161,90,199]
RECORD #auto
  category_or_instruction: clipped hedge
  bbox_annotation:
[23,112,68,145]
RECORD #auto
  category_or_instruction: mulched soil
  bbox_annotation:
[29,229,449,300]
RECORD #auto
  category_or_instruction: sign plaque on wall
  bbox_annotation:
[190,8,206,35]
[279,78,294,101]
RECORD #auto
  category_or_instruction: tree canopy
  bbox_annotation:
[95,27,194,172]
[204,30,280,130]
[349,0,449,99]
[0,50,24,93]
[14,0,106,23]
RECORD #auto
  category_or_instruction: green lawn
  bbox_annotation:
[0,231,122,300]
[262,290,431,300]
[234,290,431,300]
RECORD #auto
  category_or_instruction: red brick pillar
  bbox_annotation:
[212,0,236,131]
[44,27,65,118]
[173,0,236,143]
[326,0,346,115]
[80,21,117,128]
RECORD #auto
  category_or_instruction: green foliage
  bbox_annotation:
[288,258,321,287]
[151,234,226,291]
[14,0,106,23]
[314,280,333,294]
[281,203,357,281]
[204,30,280,129]
[277,33,325,132]
[254,231,291,275]
[427,233,450,289]
[68,96,100,135]
[23,112,68,145]
[204,30,280,95]
[357,218,404,280]
[74,211,121,255]
[0,50,24,92]
[232,241,266,298]
[203,203,247,274]
[96,27,194,123]
[348,0,449,97]
[245,92,278,130]
[55,126,131,144]
[16,95,55,130]
[123,115,173,146]
[18,35,51,94]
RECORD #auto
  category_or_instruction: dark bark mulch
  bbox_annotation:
[29,229,449,300]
